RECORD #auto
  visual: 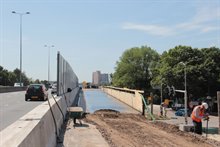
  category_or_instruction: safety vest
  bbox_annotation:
[191,106,204,122]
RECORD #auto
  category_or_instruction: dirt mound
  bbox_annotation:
[94,109,120,118]
[94,109,120,114]
[84,109,220,147]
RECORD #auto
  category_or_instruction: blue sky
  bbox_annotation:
[0,0,219,82]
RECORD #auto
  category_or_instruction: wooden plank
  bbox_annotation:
[67,107,83,112]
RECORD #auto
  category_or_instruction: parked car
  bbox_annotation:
[25,84,48,101]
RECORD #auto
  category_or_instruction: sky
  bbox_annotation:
[0,0,219,83]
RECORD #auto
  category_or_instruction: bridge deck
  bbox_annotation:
[83,89,139,113]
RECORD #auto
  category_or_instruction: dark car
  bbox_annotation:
[25,84,48,101]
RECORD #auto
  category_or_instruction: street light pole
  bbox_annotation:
[44,45,54,84]
[180,62,188,124]
[184,63,188,124]
[12,11,30,86]
[161,83,163,104]
[160,78,165,104]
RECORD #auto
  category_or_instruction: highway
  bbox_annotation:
[0,91,44,131]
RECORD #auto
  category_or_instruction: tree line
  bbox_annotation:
[112,45,220,102]
[0,66,47,86]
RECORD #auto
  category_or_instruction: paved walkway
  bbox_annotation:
[58,120,109,147]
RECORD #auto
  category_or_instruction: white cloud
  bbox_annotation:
[122,23,174,37]
[193,5,220,23]
[177,4,220,32]
[122,3,220,36]
[201,26,219,33]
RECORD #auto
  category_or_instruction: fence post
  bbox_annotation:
[217,91,220,134]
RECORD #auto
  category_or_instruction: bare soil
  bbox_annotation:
[84,109,220,147]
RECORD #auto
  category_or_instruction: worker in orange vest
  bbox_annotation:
[191,102,209,134]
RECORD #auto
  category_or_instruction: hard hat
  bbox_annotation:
[202,102,208,109]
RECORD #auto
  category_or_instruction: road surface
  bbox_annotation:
[0,91,44,131]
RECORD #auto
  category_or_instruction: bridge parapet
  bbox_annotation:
[0,86,80,147]
[102,86,144,112]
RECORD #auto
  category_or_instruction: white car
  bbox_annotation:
[14,83,24,87]
[51,83,57,94]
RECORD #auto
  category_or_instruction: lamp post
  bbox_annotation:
[160,78,165,104]
[44,45,54,84]
[161,82,163,104]
[12,11,30,86]
[180,62,187,124]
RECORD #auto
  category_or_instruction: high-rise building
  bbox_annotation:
[101,73,109,85]
[92,71,109,86]
[92,71,101,85]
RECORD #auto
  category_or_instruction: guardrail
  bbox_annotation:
[0,86,27,93]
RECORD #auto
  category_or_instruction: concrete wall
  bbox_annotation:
[0,86,27,93]
[102,86,144,112]
[0,87,80,147]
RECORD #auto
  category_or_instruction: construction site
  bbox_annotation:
[58,88,220,147]
[85,109,220,147]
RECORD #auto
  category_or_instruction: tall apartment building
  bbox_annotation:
[92,71,101,85]
[92,71,109,86]
[101,73,109,85]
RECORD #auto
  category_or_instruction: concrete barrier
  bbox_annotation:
[0,86,27,93]
[0,87,80,147]
[102,86,144,112]
[179,124,194,132]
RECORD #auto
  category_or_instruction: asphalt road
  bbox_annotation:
[0,91,45,131]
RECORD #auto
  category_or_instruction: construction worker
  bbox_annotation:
[164,100,169,117]
[191,102,209,134]
[164,104,168,117]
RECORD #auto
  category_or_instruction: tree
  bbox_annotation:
[34,79,40,84]
[0,67,10,86]
[21,72,30,86]
[8,72,17,86]
[0,66,46,86]
[112,46,160,93]
[155,45,220,98]
[13,68,21,82]
[200,47,220,96]
[13,68,30,86]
